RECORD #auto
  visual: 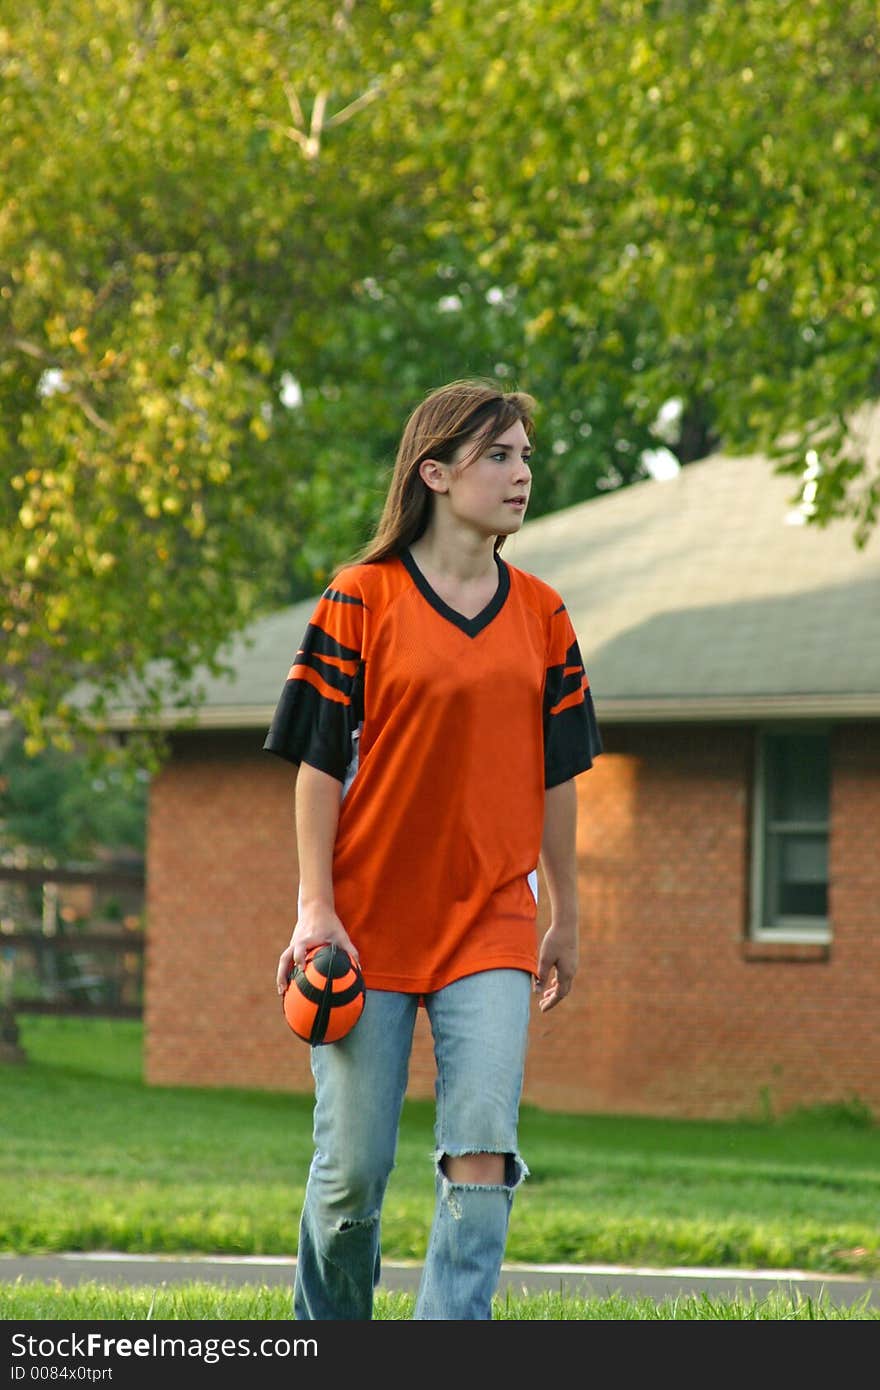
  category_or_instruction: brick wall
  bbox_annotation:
[145,723,880,1119]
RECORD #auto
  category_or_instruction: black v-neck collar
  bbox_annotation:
[400,548,510,638]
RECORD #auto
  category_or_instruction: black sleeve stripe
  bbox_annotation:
[292,650,358,699]
[264,664,365,780]
[544,641,585,705]
[264,588,365,778]
[543,627,602,786]
[323,587,365,607]
[543,664,564,717]
[552,602,566,616]
[263,681,349,778]
[557,668,586,702]
[544,689,603,788]
[304,628,361,664]
[543,665,582,718]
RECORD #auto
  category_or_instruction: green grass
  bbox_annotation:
[2,1016,879,1322]
[3,1282,876,1320]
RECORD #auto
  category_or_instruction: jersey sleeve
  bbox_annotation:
[543,602,603,788]
[262,578,365,782]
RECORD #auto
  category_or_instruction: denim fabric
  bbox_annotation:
[294,968,532,1321]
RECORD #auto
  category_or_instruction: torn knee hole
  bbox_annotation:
[438,1152,524,1188]
[335,1214,378,1233]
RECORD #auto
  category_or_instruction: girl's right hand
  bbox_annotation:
[275,903,361,996]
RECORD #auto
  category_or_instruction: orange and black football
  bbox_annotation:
[283,943,366,1045]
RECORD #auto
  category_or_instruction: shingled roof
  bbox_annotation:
[102,433,880,731]
[504,445,880,722]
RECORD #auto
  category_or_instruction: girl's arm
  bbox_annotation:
[535,777,579,1013]
[275,762,361,995]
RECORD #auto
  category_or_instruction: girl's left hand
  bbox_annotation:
[535,922,578,1013]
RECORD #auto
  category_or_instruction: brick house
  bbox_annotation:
[140,438,880,1120]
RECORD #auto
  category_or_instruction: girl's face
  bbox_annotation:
[440,419,533,538]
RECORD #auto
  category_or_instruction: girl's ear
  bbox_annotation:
[418,457,450,494]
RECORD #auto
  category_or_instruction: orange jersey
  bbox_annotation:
[264,549,602,993]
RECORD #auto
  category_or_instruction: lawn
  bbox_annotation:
[2,1015,879,1322]
[4,1016,878,1272]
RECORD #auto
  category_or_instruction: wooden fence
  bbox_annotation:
[0,863,144,1018]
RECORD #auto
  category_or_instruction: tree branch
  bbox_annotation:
[326,81,383,128]
[10,339,114,435]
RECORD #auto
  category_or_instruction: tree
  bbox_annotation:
[3,0,877,758]
[384,0,880,533]
[0,729,147,863]
[0,0,435,755]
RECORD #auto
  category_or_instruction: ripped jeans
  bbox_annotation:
[294,968,532,1321]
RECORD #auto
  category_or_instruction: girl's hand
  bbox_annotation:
[534,921,578,1013]
[276,902,361,995]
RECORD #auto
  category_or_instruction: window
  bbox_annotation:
[750,729,830,941]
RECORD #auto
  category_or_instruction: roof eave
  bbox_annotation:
[82,692,880,734]
[592,693,880,722]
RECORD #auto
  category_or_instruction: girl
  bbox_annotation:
[266,378,602,1320]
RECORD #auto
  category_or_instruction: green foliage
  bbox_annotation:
[403,0,880,526]
[0,729,147,861]
[2,1,877,755]
[0,0,434,755]
[780,1097,877,1131]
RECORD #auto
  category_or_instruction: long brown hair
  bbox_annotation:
[349,378,536,567]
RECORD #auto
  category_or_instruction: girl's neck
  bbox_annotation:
[408,524,497,583]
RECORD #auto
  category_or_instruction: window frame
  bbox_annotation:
[749,723,831,944]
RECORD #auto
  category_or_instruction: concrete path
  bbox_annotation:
[3,1253,878,1309]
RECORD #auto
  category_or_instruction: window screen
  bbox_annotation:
[755,731,830,935]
